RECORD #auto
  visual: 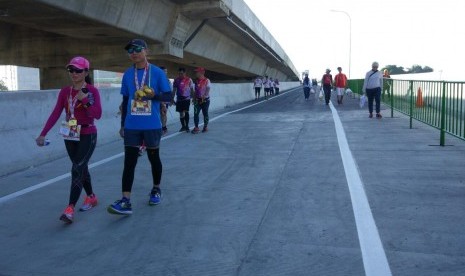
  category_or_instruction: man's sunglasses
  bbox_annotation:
[67,67,85,74]
[127,47,144,54]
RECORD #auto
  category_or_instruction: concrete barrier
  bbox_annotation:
[0,82,299,176]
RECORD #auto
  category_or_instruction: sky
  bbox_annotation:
[243,0,465,81]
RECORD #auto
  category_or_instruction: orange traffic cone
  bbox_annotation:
[416,87,424,107]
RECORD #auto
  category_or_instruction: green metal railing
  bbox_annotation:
[348,79,465,146]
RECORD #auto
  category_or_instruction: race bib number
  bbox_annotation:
[59,121,81,141]
[130,99,152,116]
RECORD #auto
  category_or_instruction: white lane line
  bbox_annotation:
[0,87,301,204]
[329,102,392,276]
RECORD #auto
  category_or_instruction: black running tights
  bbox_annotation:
[64,133,97,206]
[122,147,162,193]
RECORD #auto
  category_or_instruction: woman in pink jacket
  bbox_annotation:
[36,57,102,224]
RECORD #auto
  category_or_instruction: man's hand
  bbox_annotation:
[119,128,124,138]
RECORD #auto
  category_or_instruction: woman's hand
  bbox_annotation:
[76,90,88,101]
[36,136,46,147]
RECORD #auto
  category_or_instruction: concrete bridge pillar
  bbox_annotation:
[39,67,70,90]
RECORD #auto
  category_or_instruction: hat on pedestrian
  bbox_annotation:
[326,68,331,73]
[66,56,90,70]
[124,39,148,50]
[194,67,206,73]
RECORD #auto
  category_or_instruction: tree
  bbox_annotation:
[0,80,8,91]
[383,64,434,75]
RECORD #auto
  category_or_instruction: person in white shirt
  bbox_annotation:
[274,78,280,95]
[363,62,384,118]
[253,76,263,100]
[269,78,275,95]
[263,76,270,99]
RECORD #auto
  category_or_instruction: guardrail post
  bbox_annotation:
[409,80,414,129]
[390,82,394,118]
[440,81,447,146]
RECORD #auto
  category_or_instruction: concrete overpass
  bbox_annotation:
[0,0,300,89]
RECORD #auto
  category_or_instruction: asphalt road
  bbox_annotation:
[1,88,464,276]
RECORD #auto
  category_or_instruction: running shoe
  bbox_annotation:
[191,127,200,134]
[79,194,98,212]
[179,127,186,132]
[185,127,190,133]
[107,198,132,215]
[376,113,383,119]
[162,126,168,135]
[149,188,162,205]
[202,126,208,133]
[369,113,373,118]
[60,205,74,224]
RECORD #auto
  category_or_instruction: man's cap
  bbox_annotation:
[326,68,331,72]
[372,61,379,67]
[124,39,148,50]
[66,56,90,70]
[194,67,205,73]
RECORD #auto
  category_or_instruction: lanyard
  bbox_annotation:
[134,63,149,91]
[68,84,86,118]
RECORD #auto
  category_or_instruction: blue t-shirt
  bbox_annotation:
[121,64,171,130]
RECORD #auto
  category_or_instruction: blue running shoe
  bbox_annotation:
[149,188,162,206]
[107,198,132,215]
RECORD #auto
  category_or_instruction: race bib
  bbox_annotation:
[131,99,152,116]
[59,121,81,141]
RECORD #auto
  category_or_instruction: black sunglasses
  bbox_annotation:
[127,47,144,54]
[67,67,85,74]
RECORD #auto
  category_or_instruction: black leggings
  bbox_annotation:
[64,133,97,206]
[122,146,162,193]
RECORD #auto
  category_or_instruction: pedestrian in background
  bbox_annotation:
[173,67,195,132]
[334,67,348,105]
[274,78,280,95]
[321,69,333,105]
[36,56,102,224]
[263,75,270,99]
[363,62,384,118]
[382,69,392,99]
[303,73,311,100]
[253,76,263,100]
[192,67,211,134]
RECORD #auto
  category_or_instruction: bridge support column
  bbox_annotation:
[39,67,70,90]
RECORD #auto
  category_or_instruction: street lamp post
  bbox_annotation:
[331,9,352,79]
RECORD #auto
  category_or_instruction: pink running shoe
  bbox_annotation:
[79,194,98,212]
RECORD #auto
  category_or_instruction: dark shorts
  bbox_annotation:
[124,129,162,148]
[176,99,191,112]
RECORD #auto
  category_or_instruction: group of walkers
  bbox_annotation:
[35,39,211,223]
[253,76,280,100]
[302,62,385,119]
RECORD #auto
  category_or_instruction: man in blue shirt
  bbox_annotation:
[108,39,172,215]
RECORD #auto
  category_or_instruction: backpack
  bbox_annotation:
[323,74,332,85]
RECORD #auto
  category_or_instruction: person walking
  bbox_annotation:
[334,67,348,105]
[192,67,211,134]
[321,69,333,105]
[108,39,172,215]
[269,78,275,96]
[173,67,195,132]
[263,76,270,99]
[363,62,384,118]
[36,56,102,224]
[253,76,263,100]
[382,69,392,99]
[303,73,311,100]
[274,78,280,95]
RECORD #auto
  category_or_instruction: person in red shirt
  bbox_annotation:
[36,56,102,224]
[334,67,348,105]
